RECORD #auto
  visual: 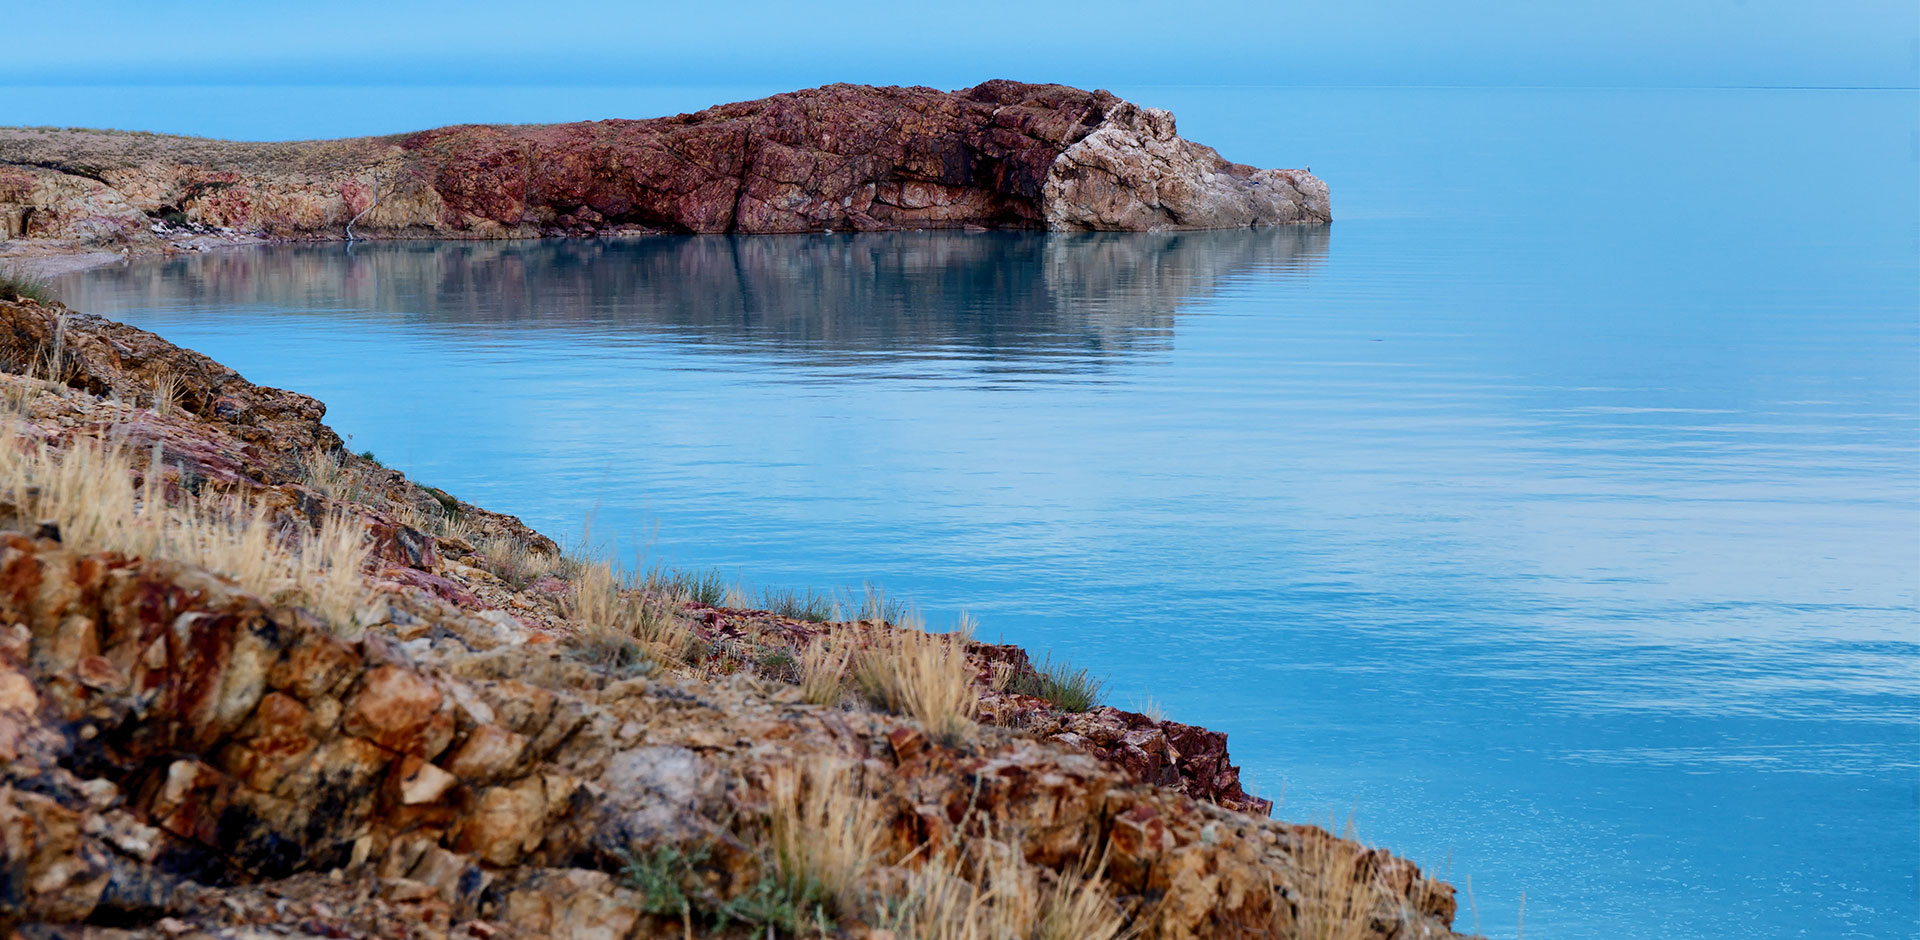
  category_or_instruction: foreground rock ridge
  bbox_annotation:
[0,295,1463,940]
[0,81,1329,259]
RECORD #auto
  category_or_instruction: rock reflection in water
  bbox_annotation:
[55,229,1328,369]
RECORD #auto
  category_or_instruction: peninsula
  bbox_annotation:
[0,81,1329,267]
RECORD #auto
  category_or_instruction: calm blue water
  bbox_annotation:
[44,86,1920,940]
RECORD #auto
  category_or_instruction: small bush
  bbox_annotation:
[299,447,375,504]
[679,568,728,606]
[618,843,707,917]
[1009,653,1107,713]
[759,584,837,622]
[480,535,558,589]
[0,267,56,306]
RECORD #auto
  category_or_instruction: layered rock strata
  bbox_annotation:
[0,296,1461,940]
[0,81,1327,256]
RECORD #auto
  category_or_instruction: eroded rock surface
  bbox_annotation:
[0,297,1459,940]
[0,81,1327,255]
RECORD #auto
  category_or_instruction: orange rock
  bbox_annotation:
[344,664,452,758]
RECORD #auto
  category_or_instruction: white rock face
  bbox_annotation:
[1040,102,1331,231]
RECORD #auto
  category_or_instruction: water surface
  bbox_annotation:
[50,86,1920,940]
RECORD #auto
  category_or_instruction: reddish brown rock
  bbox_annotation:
[0,81,1328,247]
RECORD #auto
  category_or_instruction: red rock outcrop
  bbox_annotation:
[0,81,1328,253]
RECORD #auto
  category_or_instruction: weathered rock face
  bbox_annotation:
[0,297,1460,940]
[0,81,1328,250]
[1042,99,1330,230]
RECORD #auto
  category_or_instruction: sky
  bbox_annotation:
[10,0,1919,90]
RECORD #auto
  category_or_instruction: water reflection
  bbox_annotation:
[57,228,1328,368]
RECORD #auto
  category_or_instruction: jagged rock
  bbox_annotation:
[0,81,1327,246]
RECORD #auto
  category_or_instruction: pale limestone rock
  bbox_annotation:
[1041,102,1330,231]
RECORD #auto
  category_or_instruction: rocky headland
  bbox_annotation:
[0,80,1328,269]
[0,288,1464,939]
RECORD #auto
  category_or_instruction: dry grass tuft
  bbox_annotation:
[1037,864,1134,940]
[1283,820,1388,940]
[1128,696,1168,724]
[299,446,374,504]
[875,843,1134,940]
[798,628,855,706]
[853,613,978,745]
[562,556,697,674]
[766,758,891,915]
[480,534,558,588]
[149,371,181,416]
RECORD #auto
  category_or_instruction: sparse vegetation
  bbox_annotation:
[148,372,181,416]
[1009,653,1108,713]
[0,267,56,306]
[1282,819,1389,940]
[299,446,376,504]
[757,584,837,622]
[0,418,371,631]
[479,534,559,589]
[767,758,890,916]
[798,629,855,706]
[853,613,978,744]
[873,843,1135,940]
[617,843,705,918]
[855,582,912,626]
[1128,696,1168,724]
[678,568,728,606]
[560,549,699,676]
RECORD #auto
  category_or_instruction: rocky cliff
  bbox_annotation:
[0,294,1460,940]
[0,81,1328,254]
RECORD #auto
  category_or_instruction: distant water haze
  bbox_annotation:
[48,86,1920,940]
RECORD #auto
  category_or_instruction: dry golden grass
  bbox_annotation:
[852,613,978,745]
[1036,864,1134,940]
[1128,696,1168,723]
[479,534,558,587]
[148,371,180,416]
[562,556,697,672]
[1281,820,1387,940]
[301,510,373,627]
[766,758,891,914]
[875,842,1134,940]
[797,628,854,706]
[299,446,372,503]
[0,423,372,630]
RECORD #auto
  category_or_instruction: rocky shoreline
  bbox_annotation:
[0,287,1466,938]
[0,81,1328,271]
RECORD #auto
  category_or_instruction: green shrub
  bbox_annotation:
[1010,653,1108,713]
[0,267,56,305]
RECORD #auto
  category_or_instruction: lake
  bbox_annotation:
[43,85,1920,940]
